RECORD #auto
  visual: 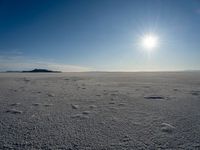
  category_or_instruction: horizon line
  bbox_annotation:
[1,70,200,73]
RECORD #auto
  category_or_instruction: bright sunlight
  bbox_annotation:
[141,34,158,51]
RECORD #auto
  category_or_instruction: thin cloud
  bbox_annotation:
[0,49,23,55]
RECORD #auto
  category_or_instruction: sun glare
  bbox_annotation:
[141,34,158,51]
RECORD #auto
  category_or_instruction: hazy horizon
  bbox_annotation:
[1,0,200,72]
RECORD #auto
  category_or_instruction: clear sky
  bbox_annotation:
[0,0,200,71]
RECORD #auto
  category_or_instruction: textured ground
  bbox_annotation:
[0,72,200,150]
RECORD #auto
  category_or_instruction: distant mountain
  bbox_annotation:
[22,69,61,73]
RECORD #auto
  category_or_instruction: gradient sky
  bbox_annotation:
[0,0,200,71]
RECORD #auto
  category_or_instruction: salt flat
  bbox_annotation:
[0,72,200,149]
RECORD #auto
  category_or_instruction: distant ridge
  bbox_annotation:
[5,69,61,73]
[22,69,61,73]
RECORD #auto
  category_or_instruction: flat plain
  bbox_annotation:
[0,72,200,149]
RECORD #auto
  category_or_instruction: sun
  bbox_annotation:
[141,34,158,51]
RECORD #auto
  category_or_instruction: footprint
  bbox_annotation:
[71,114,89,119]
[143,86,150,88]
[111,90,118,93]
[23,78,30,82]
[132,122,142,126]
[118,103,125,106]
[10,103,21,106]
[173,89,179,91]
[47,93,55,97]
[71,104,79,109]
[109,102,115,104]
[32,103,41,106]
[6,109,23,114]
[144,96,165,100]
[110,98,115,101]
[103,92,108,95]
[161,123,175,133]
[111,116,119,122]
[89,105,97,109]
[82,111,90,115]
[43,104,53,107]
[71,77,83,81]
[190,91,200,96]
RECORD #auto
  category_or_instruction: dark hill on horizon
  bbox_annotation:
[6,69,61,73]
[22,69,61,73]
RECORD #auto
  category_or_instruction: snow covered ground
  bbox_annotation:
[0,72,200,149]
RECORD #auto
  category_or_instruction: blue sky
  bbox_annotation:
[0,0,200,71]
